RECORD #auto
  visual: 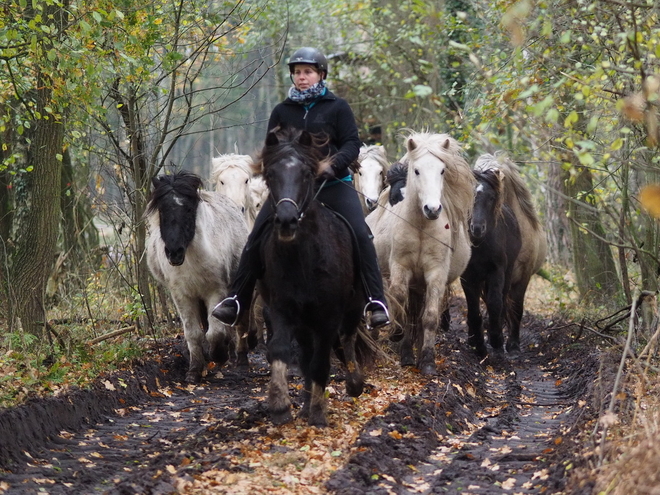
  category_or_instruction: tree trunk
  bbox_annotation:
[10,75,64,336]
[565,164,623,307]
[545,162,572,268]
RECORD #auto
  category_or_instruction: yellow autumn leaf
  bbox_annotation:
[640,185,660,218]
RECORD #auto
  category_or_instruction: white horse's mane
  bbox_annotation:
[358,145,390,171]
[210,154,253,178]
[402,131,475,232]
[474,152,540,230]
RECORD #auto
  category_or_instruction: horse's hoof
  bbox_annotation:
[400,356,415,367]
[308,412,328,427]
[506,341,521,354]
[210,344,229,367]
[420,362,437,375]
[185,371,203,384]
[470,344,488,359]
[235,353,250,372]
[271,408,293,425]
[345,380,364,397]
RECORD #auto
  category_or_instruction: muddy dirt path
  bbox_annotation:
[0,298,599,495]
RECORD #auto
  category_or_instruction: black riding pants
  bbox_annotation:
[227,180,386,309]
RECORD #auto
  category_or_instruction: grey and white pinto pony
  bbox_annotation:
[354,144,391,215]
[146,171,249,383]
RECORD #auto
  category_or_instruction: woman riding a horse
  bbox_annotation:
[213,47,390,330]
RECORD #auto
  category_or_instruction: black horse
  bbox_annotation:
[460,168,522,358]
[257,126,370,427]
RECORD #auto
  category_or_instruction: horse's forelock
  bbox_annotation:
[474,169,505,219]
[476,152,540,230]
[211,154,253,178]
[147,171,202,216]
[404,132,475,229]
[359,145,390,171]
[261,127,324,176]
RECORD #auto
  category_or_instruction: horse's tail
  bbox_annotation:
[354,323,392,367]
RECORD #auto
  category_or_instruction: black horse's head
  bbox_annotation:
[259,126,329,242]
[147,171,203,266]
[470,168,504,240]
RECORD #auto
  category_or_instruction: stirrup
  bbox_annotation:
[212,295,241,327]
[363,299,390,330]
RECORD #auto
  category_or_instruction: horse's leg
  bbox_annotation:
[440,290,451,332]
[506,279,530,353]
[339,330,364,397]
[388,263,413,361]
[419,272,448,375]
[306,331,334,427]
[174,297,207,383]
[232,316,250,371]
[461,274,487,358]
[400,289,419,367]
[266,313,293,424]
[484,268,507,354]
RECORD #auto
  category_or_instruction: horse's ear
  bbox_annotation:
[442,138,451,150]
[493,167,505,181]
[299,130,313,147]
[407,138,417,152]
[251,159,264,175]
[151,175,162,189]
[266,130,279,147]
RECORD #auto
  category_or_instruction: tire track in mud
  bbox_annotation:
[402,350,573,494]
[0,351,275,494]
[0,308,595,495]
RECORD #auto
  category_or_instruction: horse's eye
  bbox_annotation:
[245,179,249,184]
[358,171,362,176]
[221,181,225,185]
[415,169,420,176]
[441,169,445,175]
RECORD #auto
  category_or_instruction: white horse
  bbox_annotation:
[146,171,249,383]
[366,132,475,374]
[249,175,269,217]
[474,153,547,351]
[354,145,391,215]
[210,153,257,228]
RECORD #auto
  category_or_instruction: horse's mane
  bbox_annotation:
[358,145,390,173]
[259,126,328,175]
[473,168,505,221]
[147,171,203,216]
[474,152,540,230]
[210,154,253,178]
[402,132,475,230]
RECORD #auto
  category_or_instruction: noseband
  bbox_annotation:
[271,176,330,222]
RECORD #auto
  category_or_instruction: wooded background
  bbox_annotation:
[1,0,658,338]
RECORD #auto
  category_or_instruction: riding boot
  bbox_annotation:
[212,199,272,326]
[359,232,390,330]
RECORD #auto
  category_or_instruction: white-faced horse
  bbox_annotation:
[210,153,257,228]
[354,145,391,215]
[146,171,249,383]
[366,132,475,374]
[249,175,269,217]
[473,153,547,352]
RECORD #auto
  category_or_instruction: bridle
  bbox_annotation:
[269,173,327,223]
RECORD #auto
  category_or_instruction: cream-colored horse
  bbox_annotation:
[366,132,475,374]
[210,154,257,228]
[354,145,391,215]
[474,153,547,352]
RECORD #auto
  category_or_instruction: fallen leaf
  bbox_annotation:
[501,477,517,490]
[388,430,402,440]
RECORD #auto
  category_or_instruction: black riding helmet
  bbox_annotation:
[287,47,328,79]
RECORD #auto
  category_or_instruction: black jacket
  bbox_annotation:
[267,89,361,179]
